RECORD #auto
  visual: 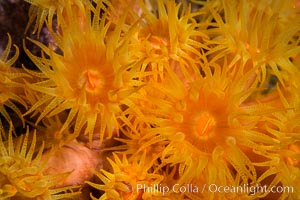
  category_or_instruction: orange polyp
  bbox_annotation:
[87,71,96,89]
[245,42,261,54]
[286,143,300,166]
[149,35,168,50]
[195,112,216,137]
[80,70,103,92]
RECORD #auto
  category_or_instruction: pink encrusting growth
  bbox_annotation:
[0,124,81,199]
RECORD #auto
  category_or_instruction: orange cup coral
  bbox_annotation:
[0,0,300,199]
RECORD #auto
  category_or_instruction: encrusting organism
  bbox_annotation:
[0,123,81,199]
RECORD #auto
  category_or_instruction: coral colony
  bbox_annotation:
[1,0,300,199]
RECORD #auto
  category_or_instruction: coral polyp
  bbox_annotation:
[0,124,80,199]
[141,65,266,189]
[0,34,27,138]
[87,152,164,200]
[24,0,95,36]
[1,0,300,199]
[202,0,300,84]
[23,1,141,144]
[132,0,208,81]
